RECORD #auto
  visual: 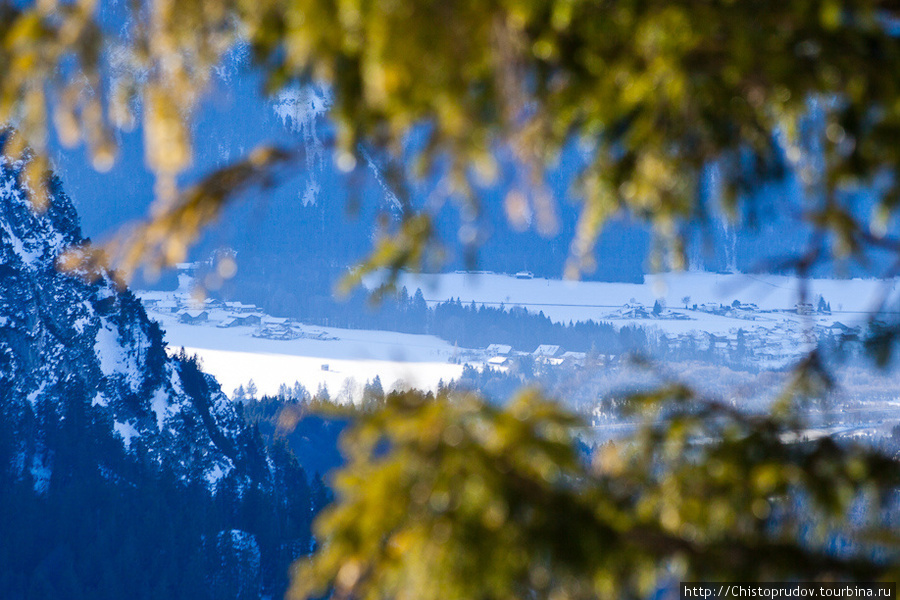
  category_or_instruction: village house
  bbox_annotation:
[485,344,513,357]
[533,344,565,365]
[177,309,208,325]
[560,351,586,368]
[487,356,510,368]
[217,314,262,328]
[253,321,300,340]
[795,303,814,315]
[224,301,259,314]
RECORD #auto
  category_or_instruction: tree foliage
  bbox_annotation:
[4,1,900,276]
[289,389,900,600]
[6,0,900,597]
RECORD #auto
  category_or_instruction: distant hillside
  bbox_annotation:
[48,61,893,323]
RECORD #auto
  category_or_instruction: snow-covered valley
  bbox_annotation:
[140,270,900,401]
[140,289,465,399]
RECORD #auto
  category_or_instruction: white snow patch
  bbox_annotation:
[0,220,41,267]
[95,285,115,300]
[73,315,91,334]
[272,84,332,205]
[150,387,180,431]
[113,420,140,448]
[27,382,47,407]
[362,148,403,215]
[205,461,232,488]
[94,318,146,392]
[140,297,463,399]
[95,319,125,376]
[91,392,108,408]
[176,346,462,402]
[71,300,95,335]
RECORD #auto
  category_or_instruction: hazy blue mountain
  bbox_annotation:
[45,56,893,314]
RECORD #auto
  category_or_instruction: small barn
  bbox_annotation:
[178,309,208,325]
[217,314,262,328]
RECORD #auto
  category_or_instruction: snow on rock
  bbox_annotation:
[272,84,331,206]
[95,319,127,377]
[114,420,140,448]
[150,387,178,431]
[205,460,233,489]
[0,149,278,495]
[26,382,47,407]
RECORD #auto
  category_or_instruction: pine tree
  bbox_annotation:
[232,385,247,403]
[315,383,330,404]
[292,381,311,403]
[362,376,386,408]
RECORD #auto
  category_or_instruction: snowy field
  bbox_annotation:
[147,309,464,400]
[139,270,900,400]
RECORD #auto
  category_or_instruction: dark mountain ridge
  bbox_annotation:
[0,151,323,599]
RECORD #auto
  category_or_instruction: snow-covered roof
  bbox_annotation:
[533,344,561,357]
[224,301,258,311]
[262,316,289,325]
[486,344,512,355]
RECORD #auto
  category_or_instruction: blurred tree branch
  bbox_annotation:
[288,389,900,600]
[6,0,900,277]
[5,0,900,596]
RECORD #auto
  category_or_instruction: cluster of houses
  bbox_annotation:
[607,303,692,320]
[660,320,861,365]
[139,295,335,341]
[603,299,835,323]
[475,343,590,369]
[471,319,864,372]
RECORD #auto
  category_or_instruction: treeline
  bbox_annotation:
[241,391,351,478]
[226,279,884,369]
[226,278,653,354]
[430,300,623,352]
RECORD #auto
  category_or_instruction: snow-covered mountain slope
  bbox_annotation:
[0,153,268,491]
